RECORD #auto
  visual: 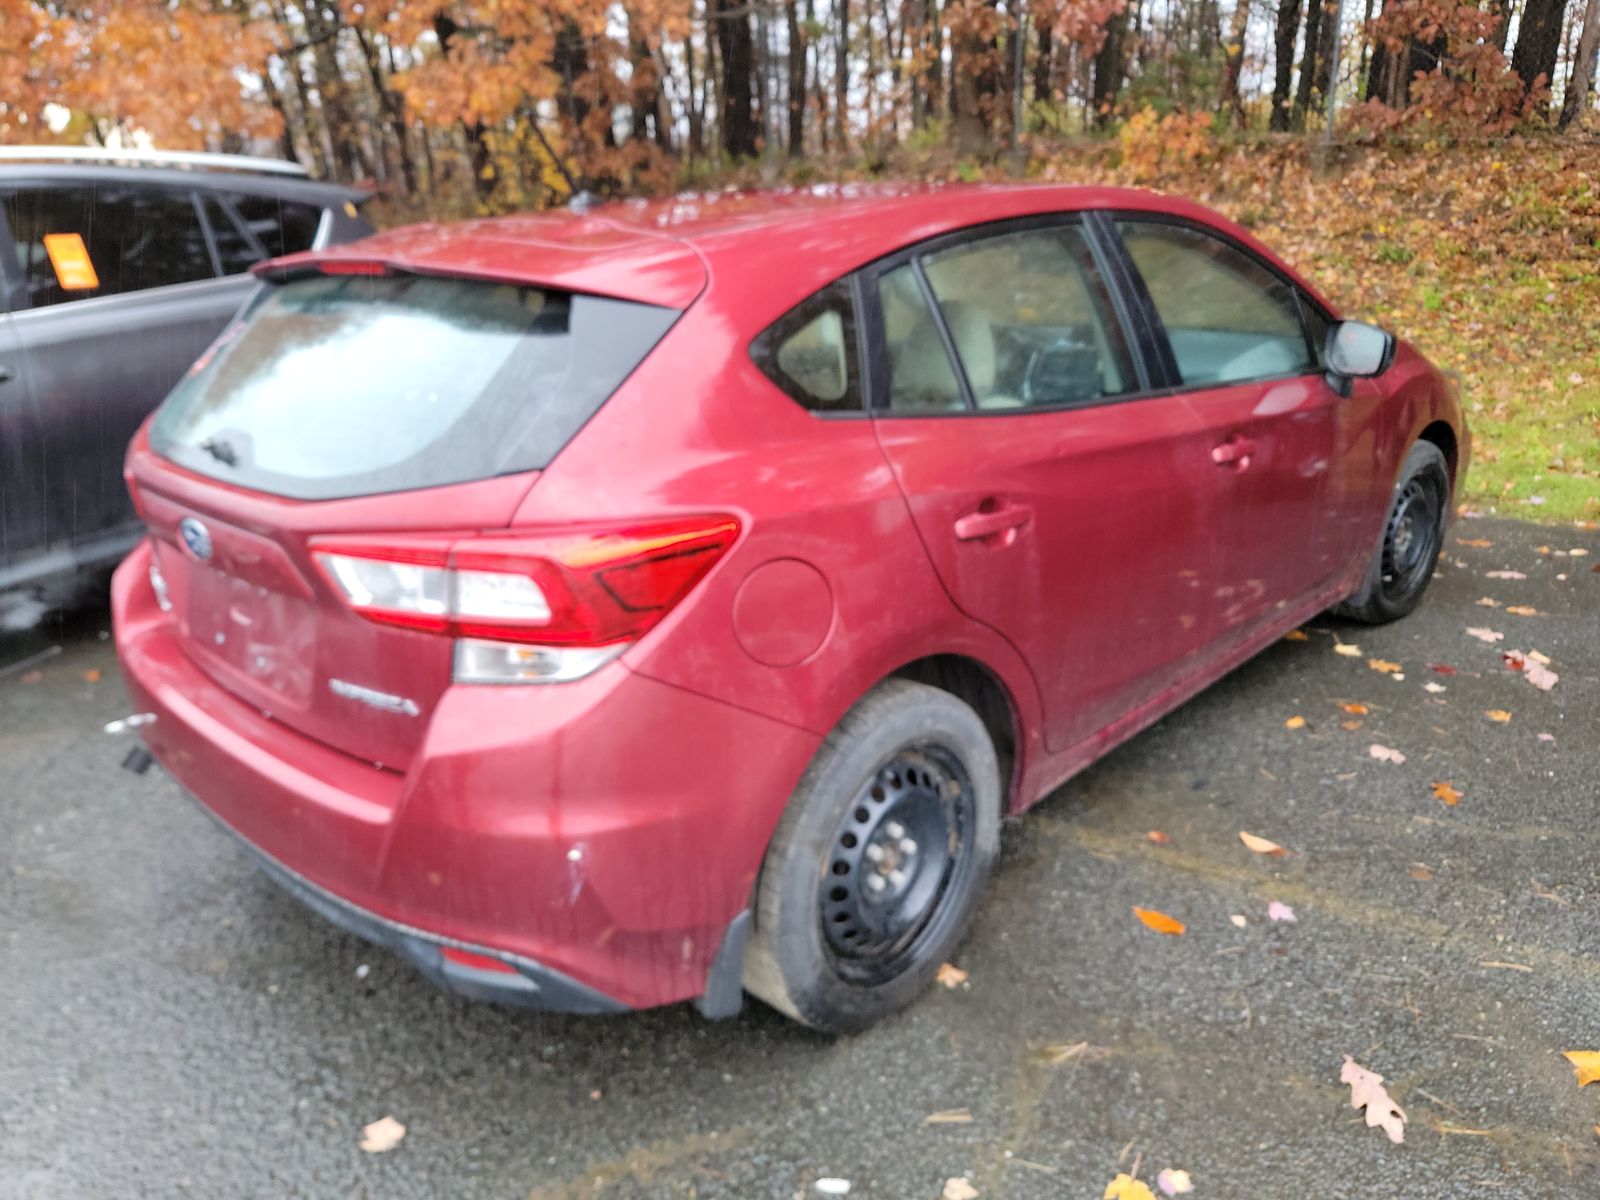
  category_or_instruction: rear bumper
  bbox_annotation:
[112,539,820,1013]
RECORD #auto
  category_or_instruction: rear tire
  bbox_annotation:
[742,679,1001,1034]
[1334,440,1450,624]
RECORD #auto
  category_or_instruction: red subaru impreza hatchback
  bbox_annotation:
[113,184,1467,1032]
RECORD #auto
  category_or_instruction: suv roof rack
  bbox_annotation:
[0,145,309,178]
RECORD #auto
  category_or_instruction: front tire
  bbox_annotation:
[742,679,1001,1034]
[1335,439,1450,624]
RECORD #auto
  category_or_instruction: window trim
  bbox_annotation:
[858,211,1155,420]
[748,276,868,416]
[1102,211,1335,395]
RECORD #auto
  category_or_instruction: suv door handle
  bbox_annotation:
[1211,435,1256,469]
[954,503,1032,544]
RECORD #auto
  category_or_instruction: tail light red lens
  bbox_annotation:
[310,517,739,678]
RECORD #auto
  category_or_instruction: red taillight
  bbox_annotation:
[310,516,739,650]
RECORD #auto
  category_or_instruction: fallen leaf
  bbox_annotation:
[1340,719,1365,731]
[1485,569,1526,579]
[1230,913,1248,927]
[1538,732,1555,742]
[1284,715,1306,729]
[1523,660,1559,691]
[1340,702,1369,715]
[82,668,101,683]
[1475,596,1500,607]
[1456,537,1493,548]
[1431,780,1462,806]
[1156,1169,1194,1196]
[935,963,968,988]
[1528,649,1552,665]
[1333,642,1363,657]
[1368,658,1403,674]
[1283,628,1309,642]
[1502,650,1526,671]
[815,1180,852,1196]
[924,1109,973,1125]
[1485,709,1513,723]
[1564,1051,1600,1088]
[1410,863,1434,881]
[1341,1056,1407,1144]
[1239,830,1287,856]
[1429,663,1457,675]
[1465,627,1504,643]
[1037,1041,1090,1065]
[1423,681,1447,693]
[1104,1174,1156,1200]
[359,1115,406,1153]
[1132,907,1185,935]
[1571,547,1590,557]
[943,1178,980,1200]
[1505,605,1541,616]
[1267,900,1297,923]
[1146,830,1170,844]
[1369,743,1407,764]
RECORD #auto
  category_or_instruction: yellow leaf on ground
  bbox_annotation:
[1283,629,1309,642]
[358,1115,407,1153]
[1132,907,1185,935]
[1505,605,1541,616]
[1368,658,1403,674]
[1285,715,1306,729]
[1456,537,1492,548]
[1340,719,1365,731]
[924,1108,974,1124]
[1431,781,1463,806]
[1146,830,1170,844]
[1239,831,1287,855]
[1341,702,1369,714]
[1485,709,1513,723]
[1104,1174,1157,1200]
[1333,642,1363,657]
[1564,1051,1600,1087]
[935,962,968,988]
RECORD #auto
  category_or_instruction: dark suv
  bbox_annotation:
[0,147,370,626]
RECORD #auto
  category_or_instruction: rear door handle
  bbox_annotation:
[0,364,14,385]
[1211,435,1257,469]
[954,503,1032,544]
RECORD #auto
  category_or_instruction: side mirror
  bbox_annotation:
[1324,320,1395,385]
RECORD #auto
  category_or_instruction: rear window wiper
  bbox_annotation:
[199,435,238,467]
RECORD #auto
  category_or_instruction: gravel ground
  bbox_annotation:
[1,515,1596,1199]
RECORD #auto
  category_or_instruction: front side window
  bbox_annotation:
[150,272,678,500]
[1,182,214,309]
[750,279,862,412]
[919,225,1137,411]
[1118,219,1316,387]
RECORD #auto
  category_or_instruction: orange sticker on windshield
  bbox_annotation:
[43,232,100,290]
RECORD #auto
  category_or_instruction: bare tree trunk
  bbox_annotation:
[1270,0,1303,128]
[1092,4,1129,126]
[354,25,416,193]
[1511,0,1565,111]
[1218,0,1252,121]
[835,0,851,147]
[1292,0,1325,128]
[786,0,807,152]
[686,18,705,156]
[713,0,760,157]
[1561,0,1600,126]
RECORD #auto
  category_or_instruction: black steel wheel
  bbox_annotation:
[743,680,1001,1033]
[1336,439,1451,624]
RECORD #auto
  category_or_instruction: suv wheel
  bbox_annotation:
[1335,440,1451,624]
[742,679,1001,1033]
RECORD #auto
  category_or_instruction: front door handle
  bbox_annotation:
[1211,435,1257,470]
[0,364,14,385]
[954,503,1033,545]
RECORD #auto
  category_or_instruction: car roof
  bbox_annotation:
[267,183,1333,319]
[0,162,366,207]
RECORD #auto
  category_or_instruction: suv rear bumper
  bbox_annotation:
[112,539,820,1013]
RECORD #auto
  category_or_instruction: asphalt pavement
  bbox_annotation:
[2,515,1597,1199]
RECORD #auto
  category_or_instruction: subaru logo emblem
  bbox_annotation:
[178,517,213,562]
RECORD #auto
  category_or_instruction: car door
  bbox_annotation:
[1,179,255,570]
[1110,217,1345,645]
[866,216,1224,755]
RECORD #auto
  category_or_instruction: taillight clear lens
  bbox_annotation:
[317,551,449,631]
[452,638,625,684]
[454,569,551,623]
[148,558,172,612]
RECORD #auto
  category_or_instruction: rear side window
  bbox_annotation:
[226,193,325,260]
[1118,220,1316,387]
[1,182,214,308]
[750,279,862,412]
[149,273,678,500]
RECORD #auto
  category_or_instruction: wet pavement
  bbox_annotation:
[2,515,1597,1199]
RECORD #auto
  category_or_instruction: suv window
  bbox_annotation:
[149,273,679,501]
[1118,219,1315,387]
[750,279,862,412]
[2,182,214,309]
[920,225,1137,410]
[227,193,324,260]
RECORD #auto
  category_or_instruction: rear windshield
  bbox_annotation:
[149,273,678,500]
